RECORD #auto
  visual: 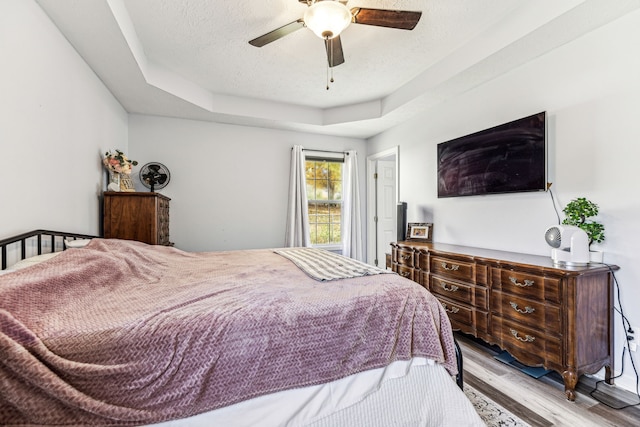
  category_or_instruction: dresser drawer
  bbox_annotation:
[440,298,472,325]
[395,248,414,268]
[496,269,561,304]
[492,317,562,368]
[430,275,491,311]
[438,297,489,337]
[431,275,472,304]
[491,291,560,332]
[430,256,474,282]
[394,264,415,281]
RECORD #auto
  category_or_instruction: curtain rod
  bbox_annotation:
[298,148,350,155]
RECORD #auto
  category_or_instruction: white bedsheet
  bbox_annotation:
[148,358,484,427]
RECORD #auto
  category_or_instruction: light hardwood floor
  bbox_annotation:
[457,332,640,427]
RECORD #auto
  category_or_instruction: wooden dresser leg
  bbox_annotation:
[562,370,578,401]
[605,364,614,385]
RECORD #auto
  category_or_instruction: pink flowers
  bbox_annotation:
[103,150,138,175]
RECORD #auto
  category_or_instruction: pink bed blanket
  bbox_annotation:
[0,239,456,426]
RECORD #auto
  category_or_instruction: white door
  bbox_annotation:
[376,160,396,267]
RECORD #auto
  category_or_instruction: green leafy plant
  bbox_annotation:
[562,197,605,245]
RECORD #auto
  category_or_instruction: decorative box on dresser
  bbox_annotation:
[391,241,618,401]
[103,192,171,245]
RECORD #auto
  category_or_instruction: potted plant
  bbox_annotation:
[562,197,605,261]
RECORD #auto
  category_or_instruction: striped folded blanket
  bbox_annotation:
[275,247,394,281]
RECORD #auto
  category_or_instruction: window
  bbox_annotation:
[305,158,343,246]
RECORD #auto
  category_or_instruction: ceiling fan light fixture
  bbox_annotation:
[304,1,351,39]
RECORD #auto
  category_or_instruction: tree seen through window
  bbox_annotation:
[306,159,342,245]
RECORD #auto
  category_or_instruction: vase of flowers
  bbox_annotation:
[103,150,138,192]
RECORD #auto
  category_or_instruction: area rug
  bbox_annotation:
[464,383,532,427]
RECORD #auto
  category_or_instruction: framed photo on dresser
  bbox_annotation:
[406,223,433,242]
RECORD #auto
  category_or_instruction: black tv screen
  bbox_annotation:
[437,112,547,198]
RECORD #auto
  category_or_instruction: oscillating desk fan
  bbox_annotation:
[139,162,170,193]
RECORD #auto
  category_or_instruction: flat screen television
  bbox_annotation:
[437,112,547,198]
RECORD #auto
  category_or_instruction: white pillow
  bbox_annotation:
[8,252,61,271]
[65,239,92,248]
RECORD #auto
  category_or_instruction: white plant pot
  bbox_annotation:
[589,250,604,264]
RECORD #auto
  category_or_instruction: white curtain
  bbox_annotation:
[342,150,364,260]
[285,145,311,247]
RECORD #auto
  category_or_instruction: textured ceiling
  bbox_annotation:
[122,0,514,108]
[35,0,640,138]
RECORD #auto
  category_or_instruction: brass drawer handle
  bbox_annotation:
[510,302,535,314]
[510,328,535,342]
[401,254,411,260]
[442,303,459,314]
[509,276,534,287]
[400,271,410,277]
[440,282,459,292]
[441,262,460,271]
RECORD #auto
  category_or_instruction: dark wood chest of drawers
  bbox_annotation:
[391,241,617,401]
[103,192,171,245]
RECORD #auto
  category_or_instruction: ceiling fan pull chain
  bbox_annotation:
[326,36,331,90]
[326,63,330,90]
[330,37,334,84]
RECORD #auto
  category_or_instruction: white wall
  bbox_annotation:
[0,0,128,238]
[128,114,367,252]
[368,10,640,393]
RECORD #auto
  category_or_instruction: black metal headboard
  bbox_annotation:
[0,229,97,270]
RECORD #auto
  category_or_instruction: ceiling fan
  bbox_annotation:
[249,0,422,69]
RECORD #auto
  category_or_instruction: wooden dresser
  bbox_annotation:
[391,241,617,401]
[103,192,171,245]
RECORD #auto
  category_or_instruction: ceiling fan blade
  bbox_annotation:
[249,19,305,47]
[325,36,345,68]
[351,8,422,30]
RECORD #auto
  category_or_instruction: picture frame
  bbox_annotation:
[406,222,433,242]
